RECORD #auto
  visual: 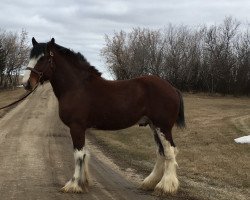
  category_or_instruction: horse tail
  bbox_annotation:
[176,90,186,128]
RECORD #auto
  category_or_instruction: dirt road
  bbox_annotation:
[0,84,159,200]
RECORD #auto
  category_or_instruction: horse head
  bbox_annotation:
[23,37,56,91]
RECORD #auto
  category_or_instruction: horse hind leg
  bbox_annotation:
[153,129,179,196]
[140,124,165,190]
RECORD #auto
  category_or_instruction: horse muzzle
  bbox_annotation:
[23,81,33,91]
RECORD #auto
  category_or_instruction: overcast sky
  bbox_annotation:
[1,0,250,79]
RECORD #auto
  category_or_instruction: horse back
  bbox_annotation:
[59,75,180,130]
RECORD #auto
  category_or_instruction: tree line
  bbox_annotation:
[0,29,29,89]
[101,17,250,95]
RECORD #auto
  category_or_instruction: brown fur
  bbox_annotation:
[27,39,184,150]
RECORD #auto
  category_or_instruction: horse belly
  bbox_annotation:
[89,80,147,130]
[91,110,143,130]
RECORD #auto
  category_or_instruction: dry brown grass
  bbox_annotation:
[0,88,26,118]
[89,93,250,200]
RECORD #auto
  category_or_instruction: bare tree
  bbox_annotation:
[0,29,29,88]
[101,31,131,80]
[0,31,6,86]
[102,28,167,79]
[101,17,250,95]
[233,30,250,94]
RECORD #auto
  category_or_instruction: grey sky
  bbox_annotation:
[1,0,250,79]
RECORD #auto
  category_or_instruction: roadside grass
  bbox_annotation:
[0,88,26,118]
[89,93,250,199]
[89,126,155,174]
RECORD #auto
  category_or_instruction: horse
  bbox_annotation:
[22,37,185,196]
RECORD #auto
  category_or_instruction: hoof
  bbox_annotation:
[61,180,88,193]
[153,176,179,196]
[140,177,160,191]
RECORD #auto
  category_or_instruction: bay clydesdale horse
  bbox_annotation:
[22,38,185,196]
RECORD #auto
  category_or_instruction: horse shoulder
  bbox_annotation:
[58,91,90,125]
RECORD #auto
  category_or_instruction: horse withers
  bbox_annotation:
[22,37,185,196]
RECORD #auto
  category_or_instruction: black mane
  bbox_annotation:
[30,42,102,77]
[54,43,102,77]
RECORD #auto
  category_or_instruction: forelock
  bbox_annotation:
[30,43,46,59]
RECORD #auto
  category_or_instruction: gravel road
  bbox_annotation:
[0,84,159,200]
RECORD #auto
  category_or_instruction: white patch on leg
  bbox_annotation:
[73,148,84,180]
[154,131,179,195]
[73,147,91,184]
[141,124,165,190]
[84,150,92,186]
[22,54,44,85]
[61,147,91,193]
[141,152,165,190]
[61,180,84,193]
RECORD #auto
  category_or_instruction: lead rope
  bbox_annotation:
[0,71,42,110]
[0,50,53,110]
[0,83,40,110]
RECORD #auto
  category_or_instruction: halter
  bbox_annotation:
[0,51,54,110]
[26,67,43,78]
[26,50,54,81]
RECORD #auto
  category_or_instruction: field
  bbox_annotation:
[90,93,250,200]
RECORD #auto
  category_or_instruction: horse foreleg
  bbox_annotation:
[61,124,91,193]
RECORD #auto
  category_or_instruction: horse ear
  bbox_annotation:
[46,38,55,55]
[51,38,55,45]
[47,38,55,49]
[32,37,38,46]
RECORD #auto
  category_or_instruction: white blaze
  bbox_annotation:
[22,54,44,85]
[73,147,90,182]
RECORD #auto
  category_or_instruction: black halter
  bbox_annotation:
[25,50,54,81]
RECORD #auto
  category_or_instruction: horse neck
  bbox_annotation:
[49,56,88,99]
